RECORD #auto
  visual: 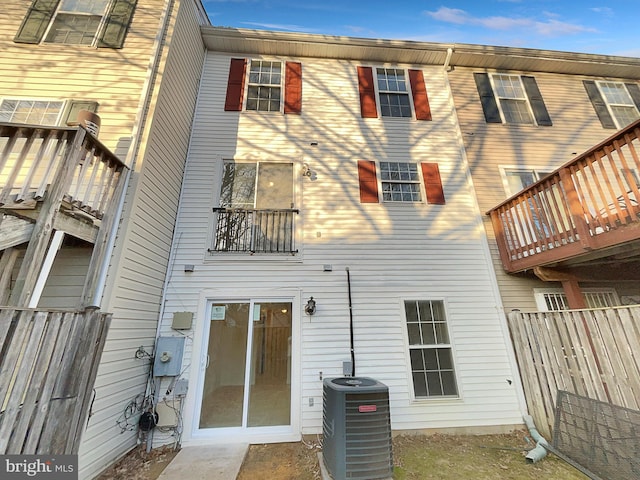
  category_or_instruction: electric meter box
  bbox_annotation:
[153,336,185,377]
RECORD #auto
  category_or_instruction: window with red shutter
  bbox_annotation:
[421,163,446,205]
[408,69,432,121]
[357,160,379,203]
[224,58,247,111]
[284,61,302,114]
[357,67,378,118]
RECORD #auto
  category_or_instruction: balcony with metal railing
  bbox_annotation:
[211,207,299,254]
[488,119,640,273]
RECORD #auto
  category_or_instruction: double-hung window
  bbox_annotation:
[404,300,458,398]
[474,72,552,126]
[357,66,432,120]
[44,0,111,45]
[597,81,640,128]
[583,80,640,129]
[246,60,282,112]
[15,0,136,48]
[376,68,412,118]
[492,74,534,124]
[380,162,422,202]
[213,161,297,254]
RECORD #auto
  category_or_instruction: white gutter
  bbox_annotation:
[89,0,177,308]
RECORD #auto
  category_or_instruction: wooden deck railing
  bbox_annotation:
[488,119,640,272]
[0,307,110,454]
[0,123,128,221]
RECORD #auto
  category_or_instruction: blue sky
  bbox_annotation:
[203,1,639,57]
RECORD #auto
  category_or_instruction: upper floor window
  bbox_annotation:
[14,0,137,49]
[246,61,282,112]
[224,59,302,114]
[0,98,98,127]
[357,66,432,121]
[0,99,64,125]
[584,81,640,130]
[45,0,111,45]
[404,300,458,398]
[212,161,297,254]
[376,69,411,117]
[492,74,534,124]
[474,73,552,126]
[380,162,422,201]
[357,160,445,205]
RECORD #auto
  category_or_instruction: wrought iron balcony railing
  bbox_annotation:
[211,207,299,254]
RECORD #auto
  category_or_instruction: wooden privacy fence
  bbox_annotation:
[0,307,110,454]
[508,306,640,437]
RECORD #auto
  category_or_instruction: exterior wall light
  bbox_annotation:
[305,297,316,315]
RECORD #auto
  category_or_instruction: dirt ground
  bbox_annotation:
[99,430,589,480]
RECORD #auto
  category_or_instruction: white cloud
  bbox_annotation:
[425,7,597,37]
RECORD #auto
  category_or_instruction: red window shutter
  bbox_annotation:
[421,163,445,204]
[409,69,432,121]
[357,66,378,118]
[224,58,247,111]
[284,61,302,114]
[357,160,379,203]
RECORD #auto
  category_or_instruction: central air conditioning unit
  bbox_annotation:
[322,377,393,480]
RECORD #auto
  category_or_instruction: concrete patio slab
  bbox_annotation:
[157,443,249,480]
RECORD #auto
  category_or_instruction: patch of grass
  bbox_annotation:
[392,431,588,480]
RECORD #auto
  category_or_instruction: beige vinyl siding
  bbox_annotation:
[449,66,640,312]
[0,1,168,156]
[37,246,92,309]
[77,0,206,478]
[160,52,524,440]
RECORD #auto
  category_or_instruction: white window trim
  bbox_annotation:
[41,0,112,47]
[534,288,620,311]
[243,58,285,114]
[205,157,304,263]
[498,165,553,197]
[0,97,69,126]
[379,160,423,203]
[370,65,416,120]
[401,297,461,401]
[489,73,537,126]
[595,80,640,129]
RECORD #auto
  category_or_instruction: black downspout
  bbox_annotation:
[346,267,355,377]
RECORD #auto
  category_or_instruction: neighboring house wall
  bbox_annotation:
[0,1,206,478]
[160,49,524,446]
[79,1,206,478]
[449,66,640,312]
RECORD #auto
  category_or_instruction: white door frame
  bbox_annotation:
[182,288,301,446]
